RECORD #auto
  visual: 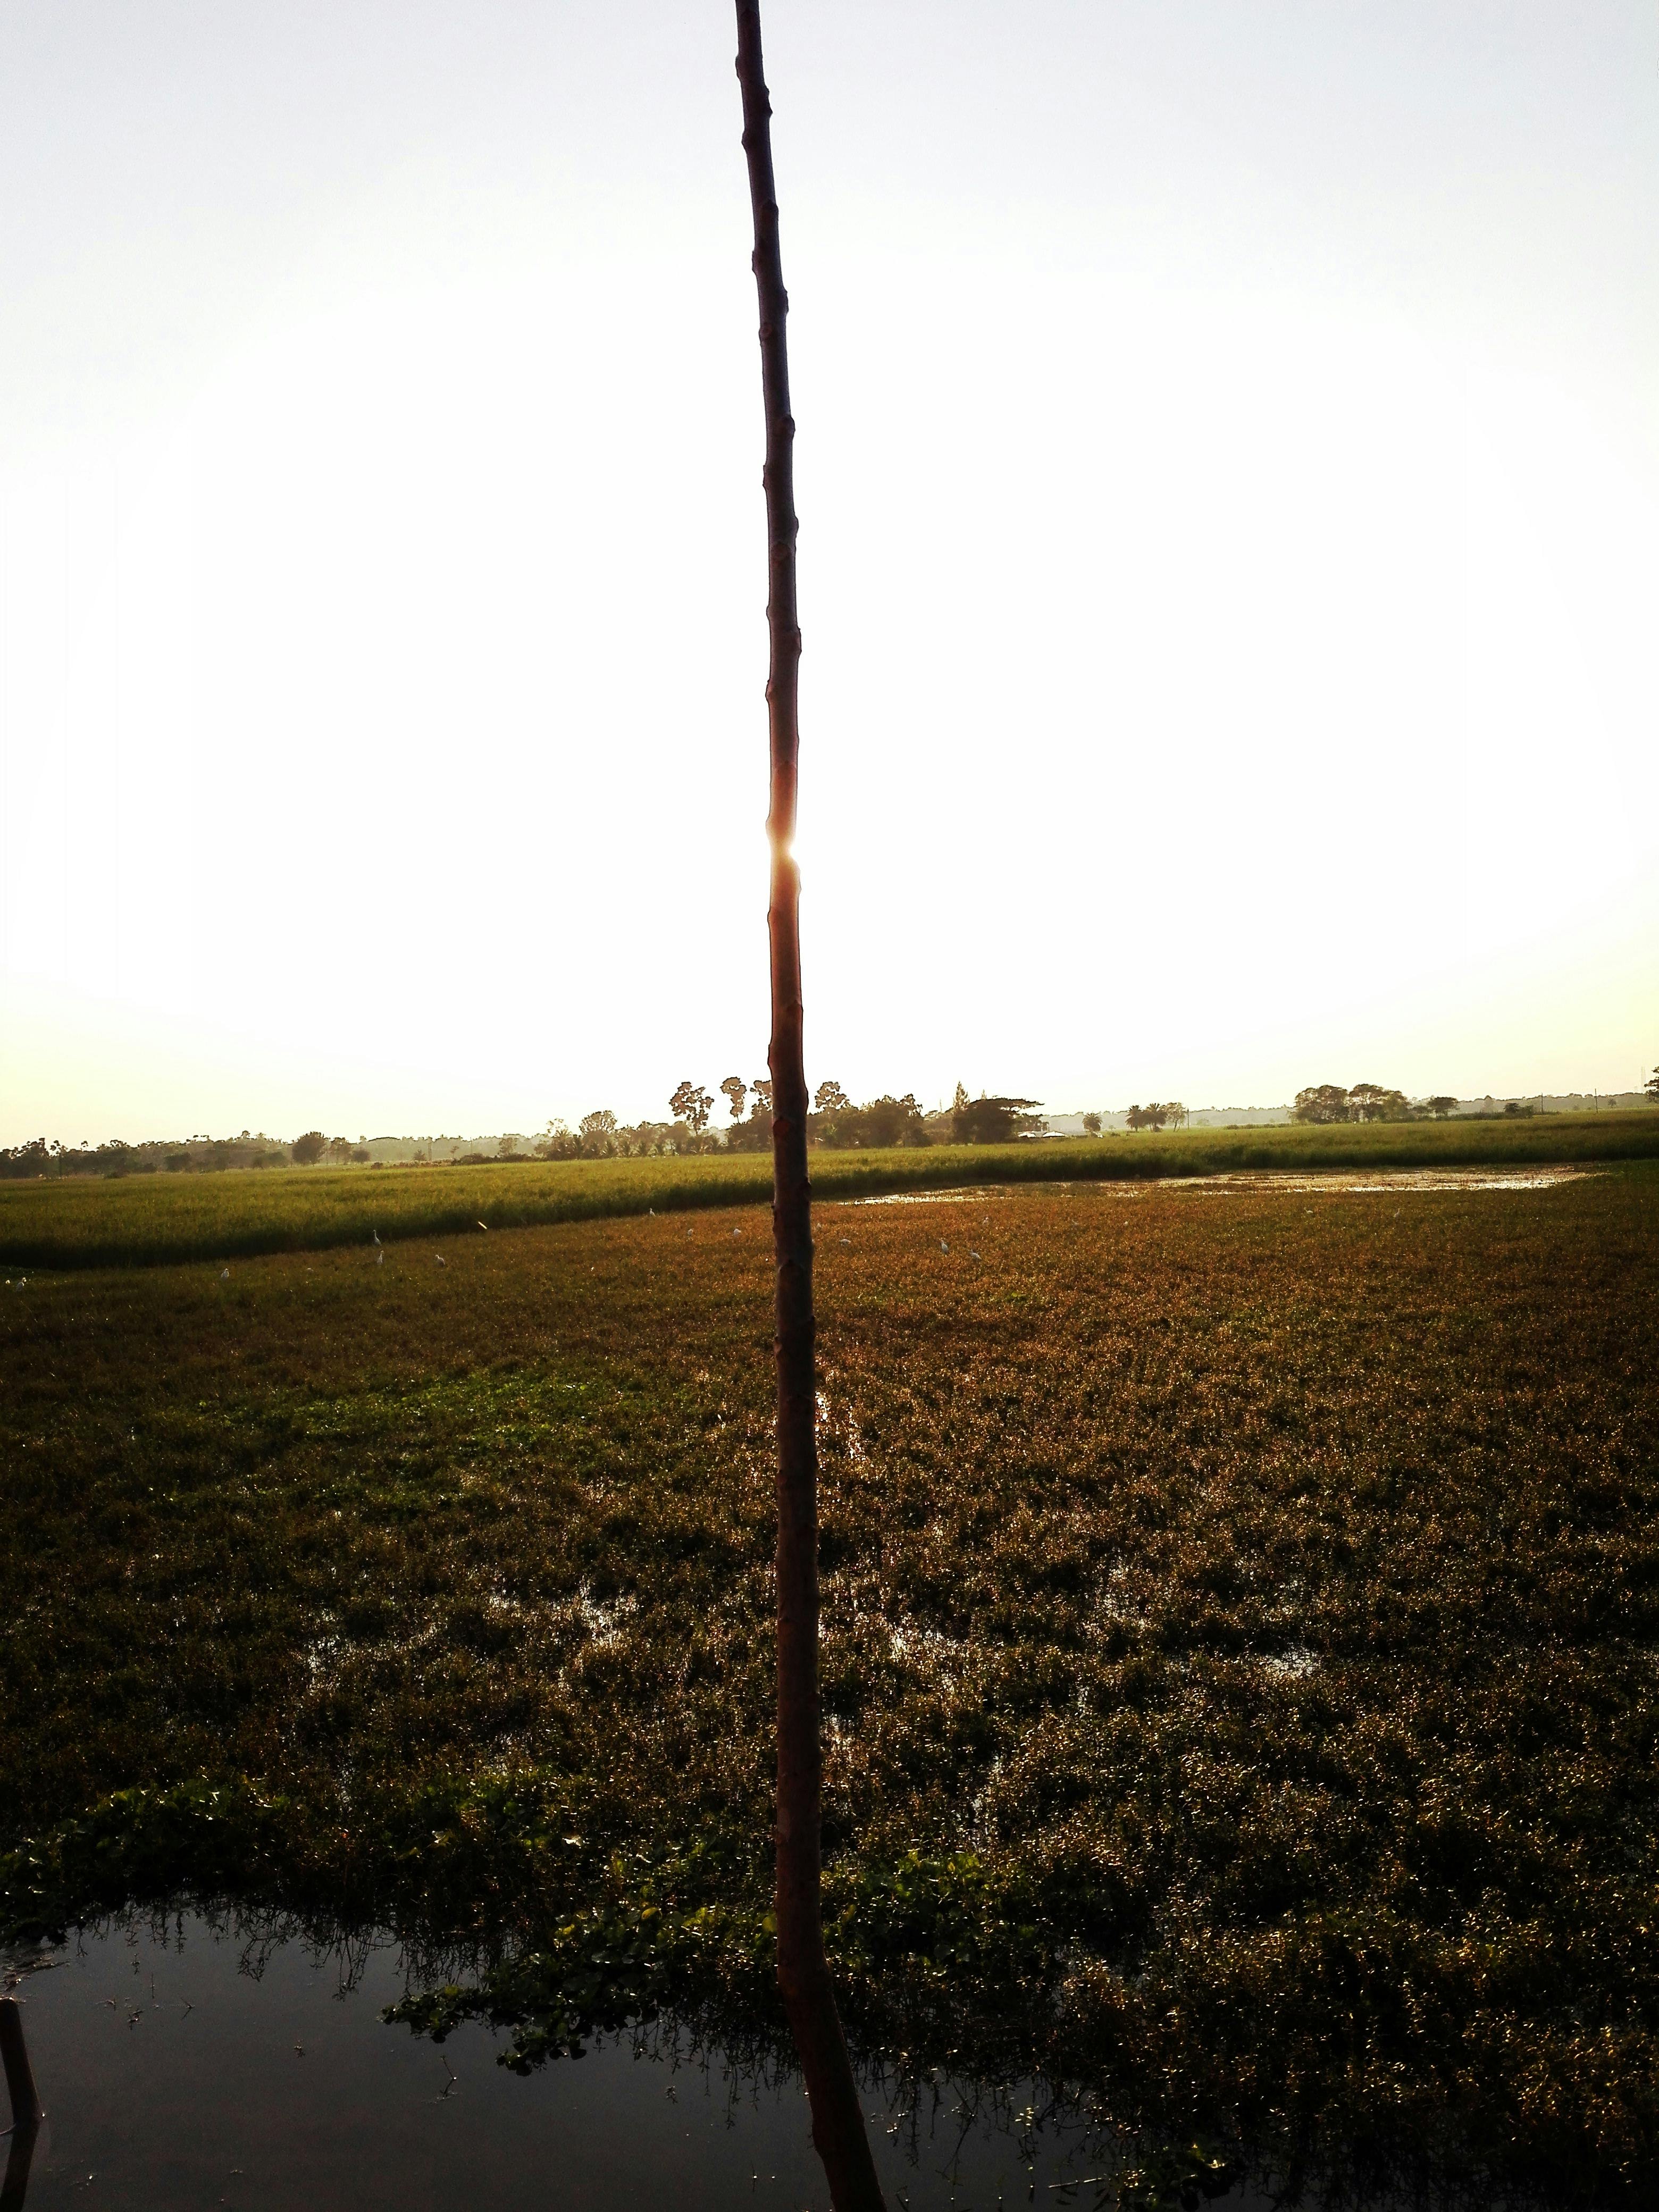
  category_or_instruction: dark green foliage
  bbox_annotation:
[953,1094,1044,1144]
[816,1094,932,1149]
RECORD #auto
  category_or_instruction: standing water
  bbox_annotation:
[2,1916,1269,2210]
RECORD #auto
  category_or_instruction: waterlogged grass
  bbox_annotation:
[1,1108,1655,1269]
[3,1167,1658,2200]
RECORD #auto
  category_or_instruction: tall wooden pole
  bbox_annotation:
[734,9,885,2209]
[0,1996,42,2212]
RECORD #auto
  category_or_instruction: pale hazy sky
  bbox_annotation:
[2,1,1655,1145]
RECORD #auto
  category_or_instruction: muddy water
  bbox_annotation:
[845,1166,1593,1206]
[2,1917,1266,2211]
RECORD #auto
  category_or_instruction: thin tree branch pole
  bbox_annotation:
[0,1998,42,2135]
[734,10,885,2211]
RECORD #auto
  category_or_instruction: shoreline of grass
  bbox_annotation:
[1,1109,1654,1269]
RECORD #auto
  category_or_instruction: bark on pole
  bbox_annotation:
[734,7,886,2209]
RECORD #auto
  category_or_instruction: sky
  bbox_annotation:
[2,0,1655,1145]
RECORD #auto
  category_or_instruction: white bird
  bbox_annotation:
[220,1267,229,1280]
[970,1250,981,1261]
[372,1227,381,1245]
[837,1235,851,1245]
[435,1254,447,1267]
[376,1249,384,1266]
[477,1220,488,1232]
[940,1241,949,1254]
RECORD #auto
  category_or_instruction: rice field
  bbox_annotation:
[1,1107,1654,1269]
[3,1162,1656,2202]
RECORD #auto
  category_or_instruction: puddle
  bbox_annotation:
[1,1916,1273,2211]
[836,1167,1592,1208]
[1164,1167,1595,1195]
[843,1186,1016,1208]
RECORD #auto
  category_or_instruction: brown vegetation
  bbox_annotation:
[2,1168,1656,2197]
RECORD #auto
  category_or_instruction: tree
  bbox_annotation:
[721,1076,749,1125]
[735,9,885,2205]
[1125,1103,1151,1131]
[291,1130,326,1164]
[952,1093,1043,1145]
[814,1079,850,1114]
[817,1094,928,1150]
[1646,1067,1658,1102]
[1164,1101,1188,1130]
[578,1110,619,1156]
[498,1132,521,1158]
[1293,1085,1350,1126]
[1081,1112,1101,1137]
[752,1075,774,1116]
[1347,1083,1409,1123]
[669,1080,713,1137]
[1424,1096,1458,1119]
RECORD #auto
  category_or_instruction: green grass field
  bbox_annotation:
[3,1159,1656,2200]
[2,1107,1654,1268]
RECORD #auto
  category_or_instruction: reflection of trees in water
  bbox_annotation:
[33,1905,1238,2210]
[19,1901,1598,2208]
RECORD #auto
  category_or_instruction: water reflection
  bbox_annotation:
[1,2123,38,2212]
[0,1916,1259,2211]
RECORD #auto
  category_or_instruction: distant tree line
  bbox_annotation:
[735,1078,1045,1151]
[1292,1085,1455,1125]
[18,1072,1621,1180]
[2,1092,1057,1175]
[514,1081,1055,1161]
[0,1133,300,1180]
[528,1111,693,1161]
[290,1132,372,1166]
[1123,1101,1188,1132]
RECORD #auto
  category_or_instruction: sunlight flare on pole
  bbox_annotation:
[733,7,886,2208]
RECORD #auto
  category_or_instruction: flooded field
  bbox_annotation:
[6,1167,1656,2205]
